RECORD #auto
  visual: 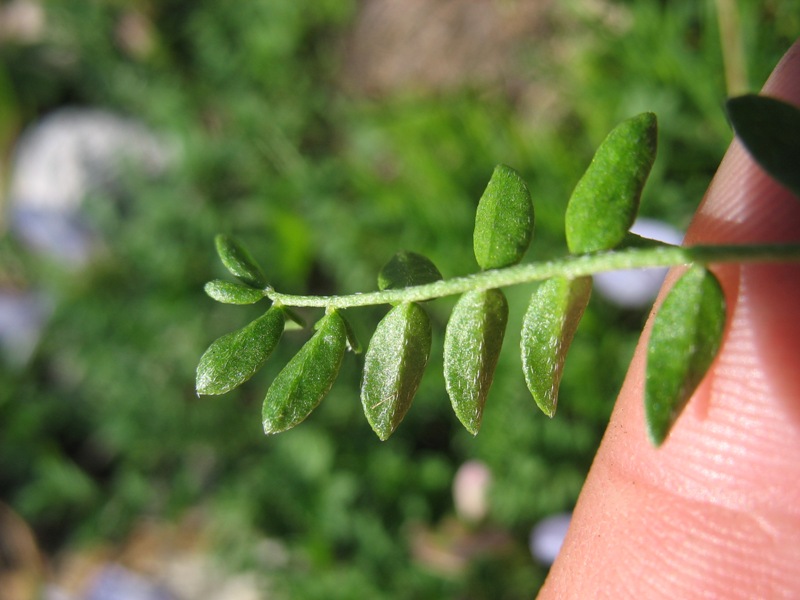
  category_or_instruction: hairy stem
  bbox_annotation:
[268,243,800,309]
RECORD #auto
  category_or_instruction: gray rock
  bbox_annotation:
[8,107,175,266]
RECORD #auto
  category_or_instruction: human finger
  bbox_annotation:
[538,39,800,599]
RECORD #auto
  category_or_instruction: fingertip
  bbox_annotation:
[762,37,800,101]
[539,39,800,598]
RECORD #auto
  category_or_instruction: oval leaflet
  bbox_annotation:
[196,306,286,395]
[645,266,726,445]
[565,113,657,254]
[378,251,443,291]
[215,234,268,288]
[443,288,509,435]
[262,310,348,434]
[361,302,432,440]
[204,279,267,305]
[726,94,800,199]
[473,164,534,271]
[521,276,592,418]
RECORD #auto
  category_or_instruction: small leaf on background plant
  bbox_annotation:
[263,310,347,434]
[196,306,286,395]
[473,164,534,270]
[565,113,657,254]
[443,289,509,435]
[521,276,592,417]
[340,311,363,353]
[645,266,726,445]
[378,251,443,291]
[726,94,800,199]
[282,307,307,330]
[215,234,268,288]
[361,302,432,440]
[204,279,267,305]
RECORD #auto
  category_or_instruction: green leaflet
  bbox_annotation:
[443,289,509,435]
[196,306,286,395]
[726,94,800,199]
[473,164,534,271]
[645,266,726,445]
[361,302,432,440]
[262,310,347,434]
[215,234,268,288]
[204,279,267,305]
[378,251,443,291]
[521,276,592,417]
[565,113,657,254]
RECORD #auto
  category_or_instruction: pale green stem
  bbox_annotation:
[714,0,748,95]
[267,243,800,309]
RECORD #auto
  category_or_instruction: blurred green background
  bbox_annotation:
[0,0,796,597]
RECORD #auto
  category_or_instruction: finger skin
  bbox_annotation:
[539,39,800,599]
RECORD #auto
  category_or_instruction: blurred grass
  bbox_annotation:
[0,0,797,597]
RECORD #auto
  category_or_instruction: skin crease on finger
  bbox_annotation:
[538,39,800,600]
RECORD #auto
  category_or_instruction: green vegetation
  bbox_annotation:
[1,1,798,597]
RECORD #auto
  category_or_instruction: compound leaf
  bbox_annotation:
[444,289,509,435]
[521,276,592,417]
[378,251,443,291]
[262,310,347,434]
[215,234,268,288]
[196,306,286,395]
[361,302,431,440]
[645,266,726,445]
[473,164,534,270]
[726,94,800,198]
[565,113,657,254]
[204,279,267,305]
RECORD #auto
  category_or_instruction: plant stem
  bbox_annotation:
[714,0,748,95]
[268,243,800,309]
